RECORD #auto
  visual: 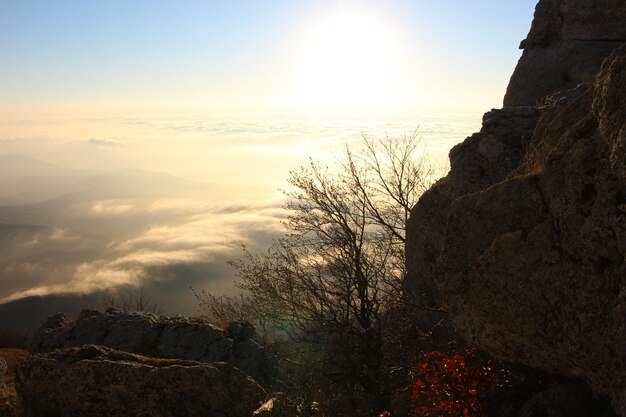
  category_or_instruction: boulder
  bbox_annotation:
[31,308,277,386]
[15,344,266,417]
[504,0,626,107]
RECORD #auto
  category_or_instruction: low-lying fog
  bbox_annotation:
[0,114,480,330]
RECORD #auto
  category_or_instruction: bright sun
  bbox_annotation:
[298,11,401,111]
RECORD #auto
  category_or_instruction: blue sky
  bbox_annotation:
[1,0,538,115]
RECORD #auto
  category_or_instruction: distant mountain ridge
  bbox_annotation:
[0,154,214,207]
[0,155,239,328]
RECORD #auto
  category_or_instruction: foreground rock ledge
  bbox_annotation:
[15,345,266,417]
[32,308,277,386]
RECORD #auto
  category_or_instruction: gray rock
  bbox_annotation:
[76,308,102,321]
[29,312,74,353]
[15,345,267,417]
[405,106,541,297]
[229,339,275,386]
[504,0,626,107]
[31,309,278,386]
[102,311,162,353]
[228,320,256,341]
[406,2,626,414]
[158,322,226,360]
[406,45,626,416]
[200,338,233,363]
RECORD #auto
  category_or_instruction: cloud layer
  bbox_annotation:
[0,115,479,318]
[0,160,285,315]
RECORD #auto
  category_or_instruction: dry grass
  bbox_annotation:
[509,141,547,179]
[0,348,29,416]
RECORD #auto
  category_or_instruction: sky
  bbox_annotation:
[1,0,537,117]
[0,1,539,327]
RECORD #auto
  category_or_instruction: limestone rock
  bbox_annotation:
[406,1,626,414]
[406,106,540,296]
[15,344,266,417]
[31,308,277,385]
[504,0,626,107]
[407,45,626,416]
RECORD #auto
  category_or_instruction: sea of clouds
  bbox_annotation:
[0,113,480,323]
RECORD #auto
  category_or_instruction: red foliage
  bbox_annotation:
[410,342,509,417]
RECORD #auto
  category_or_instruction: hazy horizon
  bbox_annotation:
[0,114,479,321]
[0,0,537,328]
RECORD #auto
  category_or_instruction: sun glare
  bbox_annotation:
[298,11,402,111]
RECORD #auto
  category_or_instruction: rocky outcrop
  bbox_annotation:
[406,2,626,416]
[405,106,540,298]
[15,344,266,417]
[31,309,277,386]
[504,0,626,107]
[439,46,626,414]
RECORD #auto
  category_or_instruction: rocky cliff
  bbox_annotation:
[406,1,626,415]
[504,0,626,107]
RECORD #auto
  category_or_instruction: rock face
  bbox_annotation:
[31,309,277,386]
[15,344,266,417]
[504,0,626,107]
[0,358,6,396]
[406,2,626,415]
[405,106,541,299]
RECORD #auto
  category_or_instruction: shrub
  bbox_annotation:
[410,341,510,417]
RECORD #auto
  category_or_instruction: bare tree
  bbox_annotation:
[208,131,435,415]
[99,287,160,314]
[192,288,256,324]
